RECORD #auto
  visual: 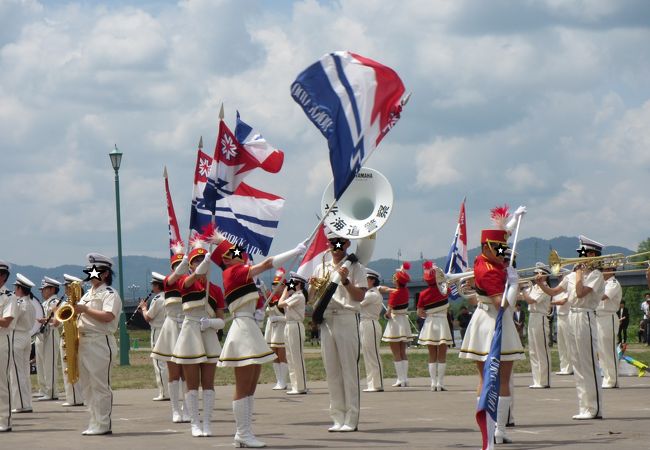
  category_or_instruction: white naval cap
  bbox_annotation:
[325,227,345,240]
[63,273,83,284]
[40,276,61,289]
[366,268,381,279]
[14,273,35,289]
[0,260,10,272]
[86,252,113,269]
[533,262,551,275]
[151,271,165,283]
[288,271,307,284]
[577,235,603,254]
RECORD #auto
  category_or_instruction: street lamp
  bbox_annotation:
[129,283,140,300]
[110,144,130,366]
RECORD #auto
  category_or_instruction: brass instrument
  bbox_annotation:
[430,267,475,296]
[548,249,626,275]
[56,281,82,384]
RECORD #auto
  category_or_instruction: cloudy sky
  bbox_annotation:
[2,0,649,267]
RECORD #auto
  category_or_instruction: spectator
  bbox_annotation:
[308,319,320,346]
[642,294,650,346]
[513,303,526,345]
[447,310,456,348]
[457,306,472,340]
[617,300,629,344]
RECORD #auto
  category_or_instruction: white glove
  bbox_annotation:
[200,317,225,331]
[505,206,527,232]
[254,309,264,322]
[173,255,189,276]
[272,239,308,269]
[195,251,211,275]
[268,315,278,323]
[505,284,519,308]
[506,266,519,286]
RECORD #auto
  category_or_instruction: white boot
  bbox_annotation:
[185,390,203,437]
[202,390,215,437]
[280,362,289,390]
[402,360,409,387]
[436,363,447,391]
[428,363,438,391]
[180,380,191,423]
[272,363,286,390]
[392,361,402,387]
[233,397,266,448]
[494,396,512,444]
[169,380,183,423]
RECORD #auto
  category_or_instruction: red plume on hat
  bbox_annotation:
[273,268,286,284]
[393,261,411,285]
[481,205,510,245]
[205,227,249,267]
[169,240,185,268]
[422,260,438,284]
[188,233,209,264]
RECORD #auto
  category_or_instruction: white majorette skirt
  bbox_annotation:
[219,302,276,368]
[151,315,183,361]
[459,299,524,362]
[171,307,221,365]
[267,320,286,348]
[418,312,452,346]
[382,311,411,343]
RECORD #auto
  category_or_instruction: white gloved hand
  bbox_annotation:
[272,239,308,269]
[194,251,211,275]
[506,266,519,286]
[254,309,264,322]
[505,284,519,308]
[200,317,225,331]
[173,255,189,276]
[268,315,279,323]
[505,205,527,232]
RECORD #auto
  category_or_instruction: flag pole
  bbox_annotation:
[500,214,523,308]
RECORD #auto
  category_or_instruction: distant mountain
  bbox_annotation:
[6,236,634,299]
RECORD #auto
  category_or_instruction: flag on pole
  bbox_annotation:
[297,224,330,279]
[235,111,284,173]
[476,308,503,450]
[164,166,183,254]
[189,147,214,239]
[291,51,407,200]
[445,198,469,300]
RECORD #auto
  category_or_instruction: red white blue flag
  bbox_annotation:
[476,308,503,450]
[445,198,469,300]
[291,51,407,200]
[163,166,183,255]
[297,224,330,279]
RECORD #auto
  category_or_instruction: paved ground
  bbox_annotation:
[4,372,650,449]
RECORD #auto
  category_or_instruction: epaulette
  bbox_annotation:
[105,286,114,293]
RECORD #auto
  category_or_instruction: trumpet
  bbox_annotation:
[430,267,475,296]
[548,249,626,275]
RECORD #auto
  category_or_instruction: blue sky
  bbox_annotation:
[1,0,650,267]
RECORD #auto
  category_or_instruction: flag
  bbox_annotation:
[445,198,469,300]
[291,51,407,199]
[203,118,284,211]
[476,308,503,450]
[188,147,214,239]
[164,166,183,254]
[297,224,330,279]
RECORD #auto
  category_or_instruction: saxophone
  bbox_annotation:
[56,281,82,384]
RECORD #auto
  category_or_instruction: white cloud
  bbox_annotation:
[414,138,463,188]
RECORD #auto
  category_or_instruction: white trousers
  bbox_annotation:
[79,334,116,432]
[359,318,383,391]
[556,314,572,374]
[527,313,551,387]
[284,321,307,392]
[568,310,603,417]
[10,331,32,411]
[60,333,83,405]
[150,327,169,398]
[596,313,619,388]
[35,328,59,398]
[321,313,361,428]
[0,333,11,429]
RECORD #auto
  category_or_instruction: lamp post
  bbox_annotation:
[109,144,130,366]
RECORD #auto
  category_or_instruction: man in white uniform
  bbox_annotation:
[310,231,367,432]
[279,272,308,395]
[58,274,84,406]
[520,263,552,388]
[551,269,573,375]
[596,266,622,389]
[538,236,605,420]
[0,260,17,431]
[140,272,168,401]
[76,253,122,435]
[359,268,384,392]
[35,277,62,401]
[10,274,37,413]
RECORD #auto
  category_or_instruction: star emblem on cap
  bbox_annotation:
[83,264,104,281]
[227,244,245,260]
[577,247,588,257]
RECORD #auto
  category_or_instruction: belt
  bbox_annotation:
[478,302,495,311]
[425,311,446,317]
[391,309,408,315]
[323,309,358,318]
[570,308,594,313]
[169,316,184,324]
[595,311,617,317]
[234,312,254,319]
[184,316,202,323]
[285,319,303,323]
[79,331,110,337]
[361,315,378,321]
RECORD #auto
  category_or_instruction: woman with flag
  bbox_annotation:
[459,206,526,445]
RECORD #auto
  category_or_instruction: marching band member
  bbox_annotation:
[58,274,84,406]
[278,272,308,395]
[596,265,622,388]
[459,207,525,444]
[551,268,573,376]
[10,273,37,414]
[151,244,189,423]
[537,235,606,420]
[310,230,367,433]
[140,272,169,401]
[380,262,412,388]
[519,263,552,389]
[170,237,225,437]
[265,268,288,390]
[75,253,122,435]
[211,230,306,447]
[0,260,17,432]
[417,261,452,392]
[35,277,62,401]
[359,268,384,392]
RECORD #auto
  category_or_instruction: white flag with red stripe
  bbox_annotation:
[297,224,330,279]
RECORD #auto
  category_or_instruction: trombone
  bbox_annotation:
[548,249,626,275]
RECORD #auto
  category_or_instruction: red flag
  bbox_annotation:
[164,166,183,254]
[297,224,330,279]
